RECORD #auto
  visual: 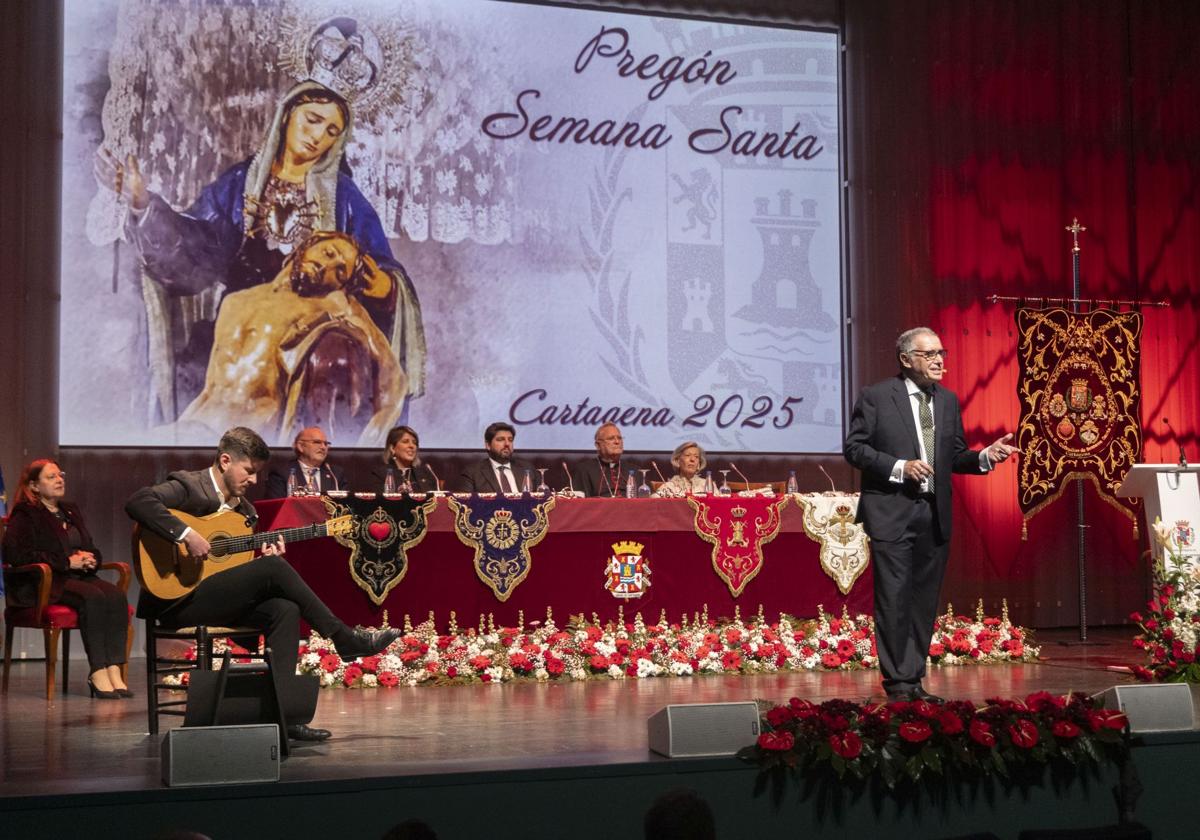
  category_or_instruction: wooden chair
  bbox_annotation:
[1,559,134,700]
[145,621,264,734]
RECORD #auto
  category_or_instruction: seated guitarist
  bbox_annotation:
[125,426,401,742]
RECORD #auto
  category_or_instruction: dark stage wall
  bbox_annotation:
[3,0,1198,630]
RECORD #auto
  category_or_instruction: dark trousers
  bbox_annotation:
[157,556,346,672]
[58,577,129,671]
[870,496,950,693]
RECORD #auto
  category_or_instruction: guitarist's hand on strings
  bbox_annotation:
[259,536,286,556]
[182,530,211,561]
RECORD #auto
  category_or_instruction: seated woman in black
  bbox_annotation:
[3,459,131,698]
[375,425,437,493]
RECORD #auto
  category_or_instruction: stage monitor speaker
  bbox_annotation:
[161,724,281,787]
[1097,683,1195,732]
[647,701,760,757]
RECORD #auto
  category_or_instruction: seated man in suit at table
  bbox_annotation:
[576,423,629,498]
[455,421,537,494]
[264,426,346,498]
[125,426,402,742]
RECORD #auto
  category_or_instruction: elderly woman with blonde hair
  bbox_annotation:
[653,441,710,497]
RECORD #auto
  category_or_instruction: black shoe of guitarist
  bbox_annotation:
[333,627,403,660]
[287,723,332,742]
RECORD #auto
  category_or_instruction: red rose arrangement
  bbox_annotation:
[741,692,1128,790]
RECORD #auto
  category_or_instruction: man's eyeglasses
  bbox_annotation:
[298,439,332,446]
[908,349,948,361]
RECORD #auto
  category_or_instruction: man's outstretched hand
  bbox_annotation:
[986,432,1018,464]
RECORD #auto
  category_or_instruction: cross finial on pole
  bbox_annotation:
[1066,217,1086,253]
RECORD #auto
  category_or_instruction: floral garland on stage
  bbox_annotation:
[283,600,1038,688]
[1130,518,1200,682]
[740,692,1129,791]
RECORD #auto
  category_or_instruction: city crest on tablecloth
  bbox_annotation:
[448,493,556,601]
[323,494,437,605]
[605,540,651,599]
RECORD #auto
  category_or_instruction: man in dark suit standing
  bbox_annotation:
[264,426,346,498]
[126,426,401,741]
[455,421,537,493]
[844,327,1016,702]
[576,423,628,498]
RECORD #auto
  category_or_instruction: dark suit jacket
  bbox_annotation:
[575,457,627,498]
[455,458,537,494]
[369,462,438,494]
[843,375,985,542]
[125,467,258,617]
[2,500,102,607]
[263,459,348,499]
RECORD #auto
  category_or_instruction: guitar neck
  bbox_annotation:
[210,522,328,555]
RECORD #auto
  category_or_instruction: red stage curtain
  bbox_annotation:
[847,0,1200,626]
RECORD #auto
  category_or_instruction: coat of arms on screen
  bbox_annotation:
[605,540,651,600]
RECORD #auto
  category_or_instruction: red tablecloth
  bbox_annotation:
[255,496,873,629]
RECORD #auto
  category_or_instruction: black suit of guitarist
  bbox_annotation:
[125,428,401,740]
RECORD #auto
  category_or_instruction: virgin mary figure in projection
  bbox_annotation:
[95,79,425,444]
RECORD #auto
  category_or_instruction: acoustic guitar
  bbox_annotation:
[134,508,353,600]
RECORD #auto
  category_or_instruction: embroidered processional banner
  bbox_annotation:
[448,494,556,601]
[1015,307,1142,537]
[323,494,437,605]
[794,492,869,595]
[687,496,788,597]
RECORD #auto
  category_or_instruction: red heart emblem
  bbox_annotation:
[367,521,392,541]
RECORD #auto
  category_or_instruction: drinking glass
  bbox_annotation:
[286,468,300,497]
[718,469,731,497]
[637,469,652,498]
[536,467,550,496]
[382,470,397,495]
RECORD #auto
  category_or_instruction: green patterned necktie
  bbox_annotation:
[917,390,936,476]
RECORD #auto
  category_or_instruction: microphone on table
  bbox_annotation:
[650,460,668,484]
[818,464,838,493]
[561,461,576,495]
[425,462,443,492]
[1163,418,1189,469]
[729,462,752,490]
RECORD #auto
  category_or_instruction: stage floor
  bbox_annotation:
[0,627,1158,800]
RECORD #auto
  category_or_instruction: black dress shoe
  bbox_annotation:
[913,686,945,703]
[885,690,916,703]
[334,627,403,659]
[287,723,332,742]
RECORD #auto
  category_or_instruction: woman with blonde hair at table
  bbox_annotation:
[653,441,710,497]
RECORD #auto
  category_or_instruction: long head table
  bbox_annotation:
[255,495,873,630]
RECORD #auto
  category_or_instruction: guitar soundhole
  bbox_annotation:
[209,530,233,560]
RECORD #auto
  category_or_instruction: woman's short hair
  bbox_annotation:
[384,425,420,463]
[670,441,706,472]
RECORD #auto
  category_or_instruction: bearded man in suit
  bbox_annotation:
[455,421,537,494]
[843,327,1016,703]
